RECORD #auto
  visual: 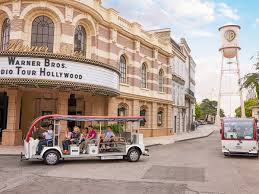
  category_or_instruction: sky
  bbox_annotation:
[103,0,259,116]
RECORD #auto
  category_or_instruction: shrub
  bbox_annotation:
[110,123,123,134]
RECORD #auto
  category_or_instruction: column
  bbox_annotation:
[2,89,22,145]
[107,97,117,116]
[107,97,118,129]
[167,104,172,135]
[132,99,140,133]
[57,92,69,140]
[84,96,93,127]
[151,102,157,137]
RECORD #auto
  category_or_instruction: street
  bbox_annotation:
[1,127,259,194]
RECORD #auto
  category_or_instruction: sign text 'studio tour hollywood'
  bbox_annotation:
[1,56,83,79]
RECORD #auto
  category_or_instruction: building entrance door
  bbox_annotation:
[174,116,177,133]
[0,92,8,142]
[68,94,82,129]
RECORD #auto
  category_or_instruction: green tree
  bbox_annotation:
[235,98,259,117]
[197,98,225,119]
[195,103,202,119]
[220,109,225,118]
[200,99,217,117]
[240,58,259,99]
[241,73,259,99]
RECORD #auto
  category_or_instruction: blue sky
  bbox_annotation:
[103,0,259,116]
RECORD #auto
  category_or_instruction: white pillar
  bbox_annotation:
[236,51,245,118]
[216,52,224,126]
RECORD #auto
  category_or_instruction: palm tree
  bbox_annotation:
[241,63,259,99]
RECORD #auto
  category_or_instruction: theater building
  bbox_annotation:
[0,0,180,145]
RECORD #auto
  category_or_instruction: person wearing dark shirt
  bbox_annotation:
[63,126,81,154]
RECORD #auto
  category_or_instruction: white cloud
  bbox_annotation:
[190,30,216,38]
[103,0,239,37]
[217,3,240,21]
[103,0,216,31]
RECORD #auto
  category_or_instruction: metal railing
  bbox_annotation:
[185,88,195,97]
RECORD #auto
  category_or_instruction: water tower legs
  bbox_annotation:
[215,54,224,126]
[216,50,245,126]
[236,52,245,118]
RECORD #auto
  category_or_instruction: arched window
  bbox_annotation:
[118,107,126,116]
[119,55,127,83]
[141,63,147,88]
[31,15,54,52]
[157,110,163,127]
[74,25,86,55]
[140,107,146,127]
[118,103,128,116]
[1,18,10,51]
[159,69,164,92]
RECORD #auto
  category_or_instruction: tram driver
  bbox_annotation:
[37,124,53,154]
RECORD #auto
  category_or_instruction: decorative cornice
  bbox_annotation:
[119,92,173,105]
[172,73,185,85]
[0,78,120,96]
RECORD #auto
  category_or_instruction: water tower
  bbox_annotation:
[215,23,245,125]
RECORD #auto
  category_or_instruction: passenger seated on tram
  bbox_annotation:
[62,127,72,148]
[100,126,115,149]
[63,126,81,154]
[37,124,53,154]
[104,126,115,147]
[79,127,89,153]
[79,126,97,154]
[65,127,72,139]
[87,126,97,141]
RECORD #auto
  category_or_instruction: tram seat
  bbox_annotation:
[89,134,100,145]
[29,138,39,156]
[121,132,132,143]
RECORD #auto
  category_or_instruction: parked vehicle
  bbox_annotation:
[197,120,207,125]
[21,115,149,165]
[207,121,214,124]
[220,118,258,156]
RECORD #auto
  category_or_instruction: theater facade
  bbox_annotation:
[0,0,179,145]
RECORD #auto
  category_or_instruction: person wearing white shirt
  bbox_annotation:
[37,124,53,154]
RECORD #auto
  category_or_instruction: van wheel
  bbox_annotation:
[127,148,140,162]
[44,150,60,165]
[224,153,229,157]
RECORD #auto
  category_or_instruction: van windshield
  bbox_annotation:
[224,121,254,140]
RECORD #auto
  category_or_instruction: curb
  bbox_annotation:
[0,154,21,156]
[175,129,215,143]
[145,129,216,147]
[146,143,162,148]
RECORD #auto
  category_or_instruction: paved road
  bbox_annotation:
[1,128,259,194]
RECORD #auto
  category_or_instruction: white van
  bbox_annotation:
[221,118,258,156]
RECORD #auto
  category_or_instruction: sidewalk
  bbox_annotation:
[0,145,23,156]
[0,125,218,155]
[144,124,218,147]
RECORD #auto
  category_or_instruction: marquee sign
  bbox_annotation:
[0,55,119,92]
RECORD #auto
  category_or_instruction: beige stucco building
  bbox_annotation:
[0,0,195,145]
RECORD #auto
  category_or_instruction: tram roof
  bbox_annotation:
[51,115,145,122]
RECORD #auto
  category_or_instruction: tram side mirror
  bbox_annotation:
[220,129,222,134]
